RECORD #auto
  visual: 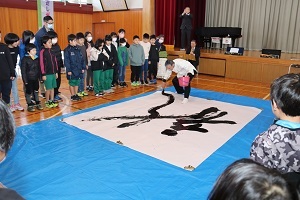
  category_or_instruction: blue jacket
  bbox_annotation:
[64,45,85,80]
[35,26,48,55]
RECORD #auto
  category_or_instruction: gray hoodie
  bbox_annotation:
[128,43,145,66]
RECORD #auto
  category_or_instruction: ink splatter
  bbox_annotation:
[84,90,237,136]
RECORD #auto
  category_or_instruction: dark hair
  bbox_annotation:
[43,16,53,22]
[133,35,139,40]
[76,32,85,40]
[119,38,126,44]
[0,99,16,153]
[158,34,164,39]
[143,33,150,39]
[22,30,34,45]
[165,60,174,66]
[25,43,36,53]
[110,32,117,37]
[104,35,112,42]
[41,35,51,45]
[118,29,125,33]
[150,34,156,40]
[94,39,104,50]
[84,31,94,48]
[67,34,76,42]
[4,33,19,45]
[47,30,58,39]
[270,73,300,117]
[208,159,293,200]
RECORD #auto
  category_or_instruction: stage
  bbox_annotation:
[166,47,300,84]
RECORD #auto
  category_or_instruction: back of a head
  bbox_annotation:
[94,39,104,49]
[47,30,58,39]
[208,159,294,200]
[22,30,34,45]
[0,99,15,153]
[270,73,300,117]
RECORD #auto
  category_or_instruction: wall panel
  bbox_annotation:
[0,7,92,48]
[92,10,142,42]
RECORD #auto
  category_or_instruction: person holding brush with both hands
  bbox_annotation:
[161,58,197,104]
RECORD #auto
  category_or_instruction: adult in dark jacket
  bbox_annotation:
[21,44,43,111]
[35,16,54,55]
[186,40,200,68]
[180,7,193,50]
[0,33,15,104]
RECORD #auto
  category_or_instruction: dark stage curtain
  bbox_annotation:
[174,0,206,48]
[155,0,177,45]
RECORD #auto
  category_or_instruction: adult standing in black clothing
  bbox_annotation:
[180,7,193,51]
[186,40,200,68]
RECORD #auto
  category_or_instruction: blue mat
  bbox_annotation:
[0,88,273,200]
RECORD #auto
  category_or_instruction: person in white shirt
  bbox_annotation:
[139,33,151,84]
[162,58,197,104]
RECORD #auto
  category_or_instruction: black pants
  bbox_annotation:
[131,65,141,82]
[172,73,194,98]
[25,80,40,105]
[54,67,61,96]
[86,66,93,86]
[148,61,158,80]
[181,28,192,49]
[112,64,119,85]
[0,80,12,104]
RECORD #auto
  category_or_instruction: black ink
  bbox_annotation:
[83,90,237,135]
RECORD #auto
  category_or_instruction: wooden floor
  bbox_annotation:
[12,72,270,127]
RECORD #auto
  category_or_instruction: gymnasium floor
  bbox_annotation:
[1,72,273,199]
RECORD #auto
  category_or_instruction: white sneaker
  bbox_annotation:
[14,103,24,111]
[182,98,189,104]
[9,105,16,112]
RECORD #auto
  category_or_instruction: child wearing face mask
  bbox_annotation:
[21,44,43,112]
[19,30,37,61]
[111,32,119,87]
[116,29,130,48]
[47,31,63,103]
[84,31,94,92]
[117,38,129,87]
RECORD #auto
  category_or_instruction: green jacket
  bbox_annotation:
[117,46,128,66]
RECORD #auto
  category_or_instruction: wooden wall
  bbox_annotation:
[0,7,92,48]
[92,10,143,43]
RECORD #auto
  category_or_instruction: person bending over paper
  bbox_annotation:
[162,59,197,104]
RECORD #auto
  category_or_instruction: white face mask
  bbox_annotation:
[159,39,164,44]
[121,43,126,47]
[87,36,93,42]
[119,33,125,38]
[47,23,53,30]
[112,37,117,42]
[52,38,58,45]
[30,37,36,44]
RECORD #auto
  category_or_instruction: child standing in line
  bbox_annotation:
[111,32,119,87]
[103,35,118,93]
[84,31,94,91]
[47,31,63,102]
[4,33,24,112]
[76,32,88,97]
[0,31,15,106]
[40,35,58,108]
[21,44,43,112]
[117,38,129,87]
[148,34,159,84]
[90,39,109,96]
[64,34,85,101]
[139,33,151,85]
[128,35,145,86]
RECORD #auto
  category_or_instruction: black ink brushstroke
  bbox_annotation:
[83,90,237,135]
